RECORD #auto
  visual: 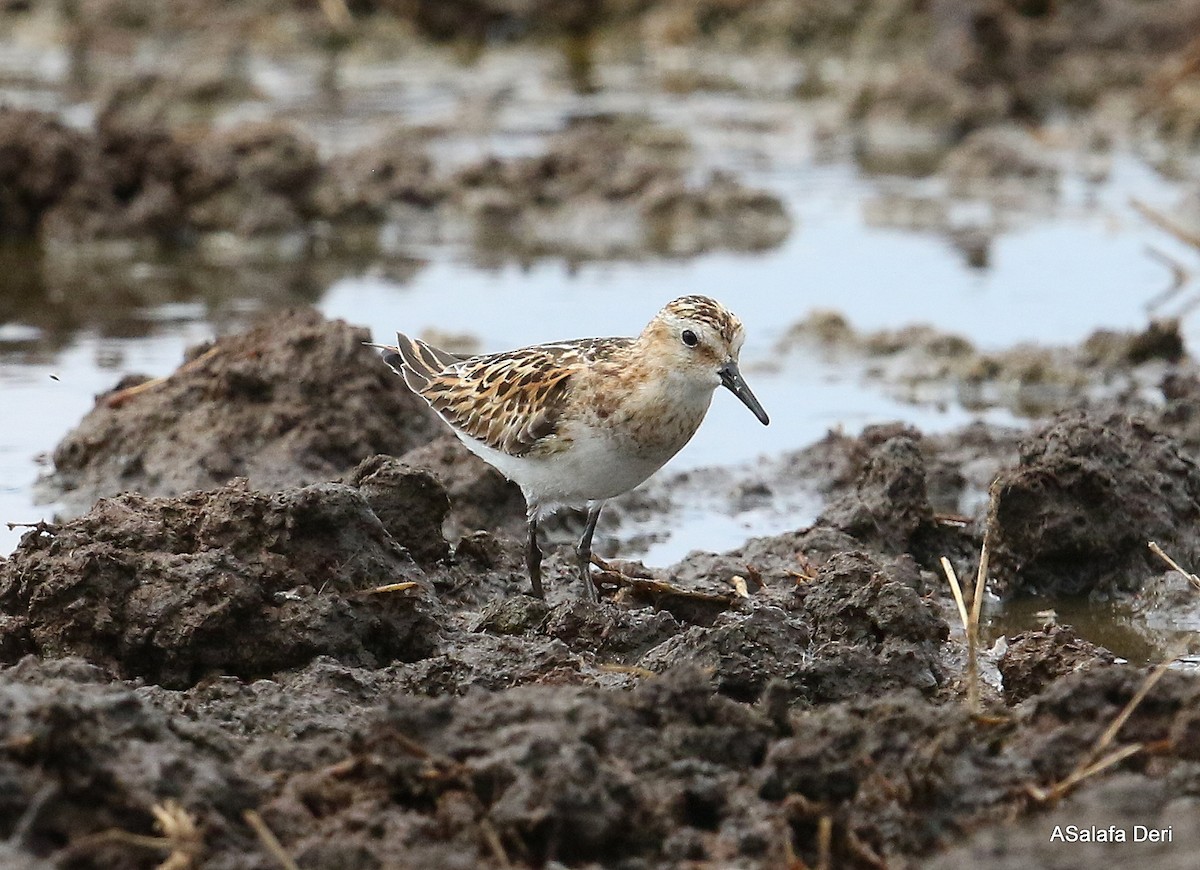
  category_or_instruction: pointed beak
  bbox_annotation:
[718,360,769,425]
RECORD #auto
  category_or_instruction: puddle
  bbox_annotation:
[985,593,1200,668]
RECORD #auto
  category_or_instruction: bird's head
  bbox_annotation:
[641,295,769,425]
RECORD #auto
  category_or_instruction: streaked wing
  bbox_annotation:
[419,337,630,456]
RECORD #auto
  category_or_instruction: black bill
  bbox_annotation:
[718,360,770,425]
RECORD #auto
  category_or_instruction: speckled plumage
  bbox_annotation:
[373,295,769,601]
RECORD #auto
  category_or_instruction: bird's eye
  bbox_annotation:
[681,329,699,347]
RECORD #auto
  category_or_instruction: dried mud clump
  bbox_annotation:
[998,625,1116,705]
[398,433,527,540]
[0,479,441,688]
[0,108,321,250]
[449,115,792,259]
[44,308,442,513]
[815,434,938,556]
[0,657,264,864]
[793,551,948,703]
[344,454,452,565]
[0,108,90,238]
[987,411,1200,597]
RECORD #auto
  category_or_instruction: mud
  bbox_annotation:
[5,1,1200,867]
[988,411,1200,598]
[41,309,444,515]
[998,624,1117,705]
[10,315,1200,866]
[0,107,789,265]
[777,311,1189,418]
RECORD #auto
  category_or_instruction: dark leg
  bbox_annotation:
[575,502,603,603]
[526,509,544,599]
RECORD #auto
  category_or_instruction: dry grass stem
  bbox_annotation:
[367,581,419,594]
[479,818,511,868]
[75,801,202,869]
[1144,246,1191,311]
[729,575,751,598]
[1090,653,1176,757]
[105,347,221,408]
[1028,743,1144,803]
[1029,649,1180,803]
[967,537,989,713]
[1148,541,1200,592]
[939,557,970,631]
[816,815,833,870]
[598,663,658,679]
[1131,197,1200,249]
[244,810,299,870]
[940,545,987,715]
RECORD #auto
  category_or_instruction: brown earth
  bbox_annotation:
[6,313,1200,867]
[5,2,1200,865]
[0,108,790,264]
[40,309,444,516]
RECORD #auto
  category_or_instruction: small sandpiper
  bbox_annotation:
[372,295,769,601]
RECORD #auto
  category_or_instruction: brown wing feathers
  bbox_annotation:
[421,354,574,456]
[372,335,584,457]
[374,335,632,457]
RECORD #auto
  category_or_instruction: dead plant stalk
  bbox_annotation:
[939,540,987,715]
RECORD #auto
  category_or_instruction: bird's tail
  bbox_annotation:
[365,334,464,395]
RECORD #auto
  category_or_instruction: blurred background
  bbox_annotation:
[3,0,1200,557]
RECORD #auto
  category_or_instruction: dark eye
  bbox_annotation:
[681,329,699,347]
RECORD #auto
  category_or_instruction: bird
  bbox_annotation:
[371,295,769,602]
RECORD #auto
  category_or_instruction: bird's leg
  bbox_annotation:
[525,508,544,599]
[575,502,604,603]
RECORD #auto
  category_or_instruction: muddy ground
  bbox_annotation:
[5,1,1200,868]
[2,310,1200,868]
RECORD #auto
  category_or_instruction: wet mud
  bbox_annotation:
[5,0,1200,867]
[0,107,789,266]
[5,312,1200,867]
[40,309,445,516]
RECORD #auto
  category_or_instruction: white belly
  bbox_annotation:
[455,427,679,512]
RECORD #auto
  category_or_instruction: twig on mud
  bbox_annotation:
[317,0,353,31]
[596,564,736,609]
[1144,246,1192,313]
[598,663,657,679]
[479,818,511,868]
[816,815,833,870]
[104,346,222,409]
[789,553,819,585]
[5,520,58,535]
[244,810,300,870]
[74,800,202,870]
[1130,197,1200,250]
[1027,650,1179,803]
[365,581,419,595]
[1148,541,1200,592]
